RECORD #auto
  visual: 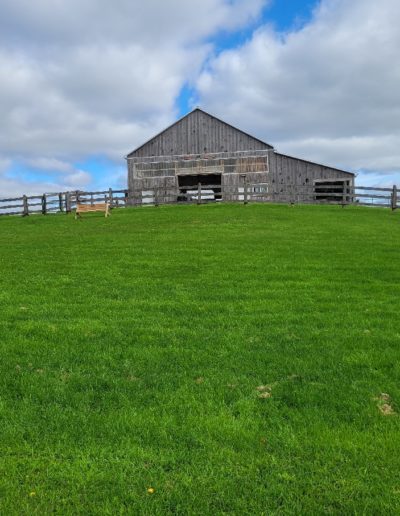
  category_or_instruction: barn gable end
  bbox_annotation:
[128,108,274,158]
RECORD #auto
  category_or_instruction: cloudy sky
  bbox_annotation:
[0,0,399,196]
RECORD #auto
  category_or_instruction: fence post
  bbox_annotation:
[65,192,71,214]
[108,188,113,209]
[290,184,295,206]
[197,182,201,205]
[349,182,355,205]
[154,188,159,207]
[342,183,347,208]
[58,193,63,212]
[244,180,248,205]
[391,185,397,211]
[22,195,29,217]
[41,194,47,215]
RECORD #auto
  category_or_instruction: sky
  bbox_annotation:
[0,0,399,196]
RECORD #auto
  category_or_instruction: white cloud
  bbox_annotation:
[0,0,265,164]
[0,0,264,48]
[197,0,400,182]
[0,170,91,198]
[25,158,79,174]
[0,154,92,197]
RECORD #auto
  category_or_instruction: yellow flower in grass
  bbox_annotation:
[147,487,155,494]
[29,491,36,497]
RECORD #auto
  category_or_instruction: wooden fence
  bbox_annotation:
[128,183,399,211]
[0,189,129,216]
[0,184,398,217]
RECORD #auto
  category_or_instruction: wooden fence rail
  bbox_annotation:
[0,184,398,217]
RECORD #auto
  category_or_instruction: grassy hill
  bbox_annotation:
[1,203,400,514]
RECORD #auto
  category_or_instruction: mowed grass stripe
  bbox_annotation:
[0,203,399,514]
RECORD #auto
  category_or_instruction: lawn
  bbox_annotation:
[0,203,400,514]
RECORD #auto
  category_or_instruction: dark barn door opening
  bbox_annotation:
[314,180,351,203]
[178,174,222,202]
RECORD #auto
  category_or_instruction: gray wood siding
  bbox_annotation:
[269,152,354,188]
[128,151,270,203]
[129,109,273,158]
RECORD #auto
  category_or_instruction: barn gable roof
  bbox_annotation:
[127,108,274,158]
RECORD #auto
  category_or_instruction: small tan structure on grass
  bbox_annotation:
[75,202,110,219]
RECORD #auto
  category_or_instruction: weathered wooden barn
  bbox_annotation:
[126,108,354,204]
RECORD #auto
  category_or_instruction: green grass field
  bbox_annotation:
[1,203,400,514]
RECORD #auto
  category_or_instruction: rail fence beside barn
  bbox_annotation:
[0,189,129,216]
[0,183,398,217]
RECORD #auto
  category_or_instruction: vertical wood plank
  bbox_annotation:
[154,187,159,207]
